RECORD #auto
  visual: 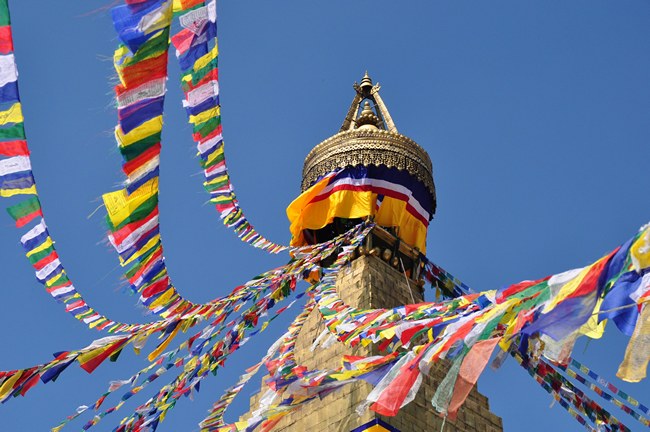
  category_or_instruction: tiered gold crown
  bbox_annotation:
[301,72,436,215]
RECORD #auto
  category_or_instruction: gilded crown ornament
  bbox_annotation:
[301,73,437,214]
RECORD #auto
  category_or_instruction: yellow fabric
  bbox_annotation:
[102,178,159,228]
[181,72,193,85]
[25,237,53,257]
[140,2,172,35]
[364,425,393,432]
[0,371,22,400]
[115,116,163,148]
[617,304,650,382]
[172,0,193,12]
[0,185,36,197]
[287,175,349,243]
[172,0,183,12]
[193,44,219,72]
[148,324,181,361]
[286,175,428,251]
[88,318,107,329]
[579,297,607,339]
[45,271,67,288]
[631,227,650,272]
[149,287,175,308]
[121,235,160,266]
[0,102,23,125]
[77,344,113,367]
[375,195,427,251]
[204,174,228,187]
[203,146,224,167]
[189,106,220,125]
[25,237,54,258]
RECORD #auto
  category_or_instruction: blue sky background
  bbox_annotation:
[0,1,649,431]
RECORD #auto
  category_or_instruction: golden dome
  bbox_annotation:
[301,73,436,215]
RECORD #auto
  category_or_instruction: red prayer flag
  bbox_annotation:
[0,140,29,157]
[0,26,13,54]
[14,208,42,228]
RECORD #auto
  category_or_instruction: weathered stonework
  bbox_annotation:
[244,256,503,432]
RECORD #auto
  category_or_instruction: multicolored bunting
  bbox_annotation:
[567,357,650,417]
[215,223,649,431]
[523,354,630,431]
[104,0,203,320]
[0,0,177,333]
[0,224,368,418]
[560,359,650,427]
[73,225,370,431]
[170,0,287,253]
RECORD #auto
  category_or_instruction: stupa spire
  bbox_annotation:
[339,71,398,133]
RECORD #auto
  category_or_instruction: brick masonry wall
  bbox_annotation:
[243,256,503,432]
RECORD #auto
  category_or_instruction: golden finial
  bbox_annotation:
[359,71,373,91]
[356,101,380,130]
[361,101,374,116]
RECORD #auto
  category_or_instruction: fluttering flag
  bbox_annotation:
[6,194,40,227]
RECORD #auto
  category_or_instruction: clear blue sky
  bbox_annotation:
[1,1,649,431]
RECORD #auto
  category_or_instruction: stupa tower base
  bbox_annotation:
[244,229,503,432]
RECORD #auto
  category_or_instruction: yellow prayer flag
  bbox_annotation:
[121,235,161,266]
[45,271,67,288]
[102,178,159,228]
[0,103,23,125]
[193,44,219,72]
[149,288,175,308]
[115,116,163,148]
[617,305,650,382]
[25,237,54,258]
[0,371,23,400]
[579,297,607,339]
[0,185,37,197]
[631,227,650,272]
[543,265,592,313]
[188,106,220,125]
[148,325,181,361]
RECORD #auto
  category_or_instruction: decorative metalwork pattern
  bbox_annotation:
[301,128,436,211]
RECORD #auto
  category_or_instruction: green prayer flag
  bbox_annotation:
[193,117,220,139]
[0,0,11,27]
[119,133,161,161]
[6,196,40,221]
[0,122,25,140]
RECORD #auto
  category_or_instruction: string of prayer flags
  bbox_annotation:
[568,357,650,417]
[223,223,650,431]
[78,227,369,431]
[560,361,650,427]
[0,0,176,334]
[170,0,287,253]
[106,0,203,320]
[42,226,366,431]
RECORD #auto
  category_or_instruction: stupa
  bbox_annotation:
[245,74,503,432]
